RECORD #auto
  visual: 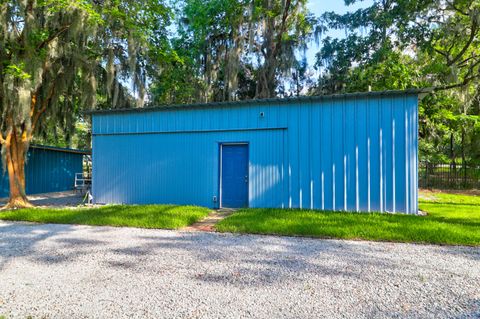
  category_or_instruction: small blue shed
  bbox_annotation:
[0,145,89,198]
[91,90,426,214]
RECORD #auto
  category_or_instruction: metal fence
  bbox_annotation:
[419,162,480,189]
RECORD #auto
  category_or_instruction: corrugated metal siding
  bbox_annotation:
[93,129,285,207]
[0,147,84,198]
[92,94,419,213]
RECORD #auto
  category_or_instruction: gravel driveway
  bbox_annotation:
[0,221,479,319]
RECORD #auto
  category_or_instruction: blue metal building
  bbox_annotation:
[0,145,88,198]
[91,90,425,214]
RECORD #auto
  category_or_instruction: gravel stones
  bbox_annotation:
[0,221,479,318]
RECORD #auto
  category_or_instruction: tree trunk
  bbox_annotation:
[3,131,32,209]
[256,17,277,99]
[255,0,292,99]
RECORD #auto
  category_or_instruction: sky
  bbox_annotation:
[305,0,373,67]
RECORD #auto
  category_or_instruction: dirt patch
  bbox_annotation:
[183,209,236,232]
[419,188,480,196]
[0,191,86,208]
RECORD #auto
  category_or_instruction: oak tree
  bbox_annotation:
[0,0,171,207]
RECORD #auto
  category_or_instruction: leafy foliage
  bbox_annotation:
[1,0,173,145]
[314,0,480,164]
[0,0,172,205]
[150,0,318,104]
[3,0,480,203]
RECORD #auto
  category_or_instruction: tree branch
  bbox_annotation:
[434,75,480,91]
[37,25,71,50]
[434,48,451,63]
[10,17,21,38]
[447,19,478,66]
[445,0,469,16]
[457,55,479,67]
[30,86,55,138]
[273,0,292,57]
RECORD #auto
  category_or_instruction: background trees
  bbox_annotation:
[0,0,171,207]
[153,0,479,166]
[314,0,480,164]
[150,0,317,104]
[2,0,479,206]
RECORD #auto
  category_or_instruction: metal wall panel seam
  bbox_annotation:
[331,102,335,211]
[367,99,371,212]
[92,126,288,136]
[343,98,347,211]
[412,97,418,214]
[308,101,315,209]
[379,98,384,212]
[404,97,410,214]
[297,103,302,209]
[355,97,359,212]
[392,99,396,213]
[319,102,324,210]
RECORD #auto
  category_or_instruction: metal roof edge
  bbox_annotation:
[30,144,91,155]
[87,88,433,116]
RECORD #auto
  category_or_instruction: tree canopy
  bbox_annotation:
[2,0,480,207]
[314,0,480,163]
[150,0,318,104]
[0,0,171,207]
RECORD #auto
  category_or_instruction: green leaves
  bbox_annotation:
[0,0,173,153]
[5,63,31,80]
[155,0,314,102]
[39,0,101,23]
[314,0,480,164]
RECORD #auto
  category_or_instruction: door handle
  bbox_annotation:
[245,175,248,183]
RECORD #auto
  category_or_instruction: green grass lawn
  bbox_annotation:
[216,191,480,246]
[0,205,211,229]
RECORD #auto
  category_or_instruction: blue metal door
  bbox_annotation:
[221,144,249,208]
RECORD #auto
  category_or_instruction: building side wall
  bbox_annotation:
[92,95,419,213]
[0,148,84,198]
[92,130,285,208]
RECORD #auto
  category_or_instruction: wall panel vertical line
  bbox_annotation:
[92,93,420,213]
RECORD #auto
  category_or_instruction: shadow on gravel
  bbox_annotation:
[108,233,404,287]
[1,223,478,319]
[119,233,480,289]
[0,223,109,270]
[0,223,77,270]
[1,223,479,290]
[363,297,480,319]
[0,192,84,208]
[439,246,480,262]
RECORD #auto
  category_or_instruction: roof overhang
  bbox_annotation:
[87,88,434,116]
[30,144,91,155]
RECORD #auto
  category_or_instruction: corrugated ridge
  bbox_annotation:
[88,88,432,115]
